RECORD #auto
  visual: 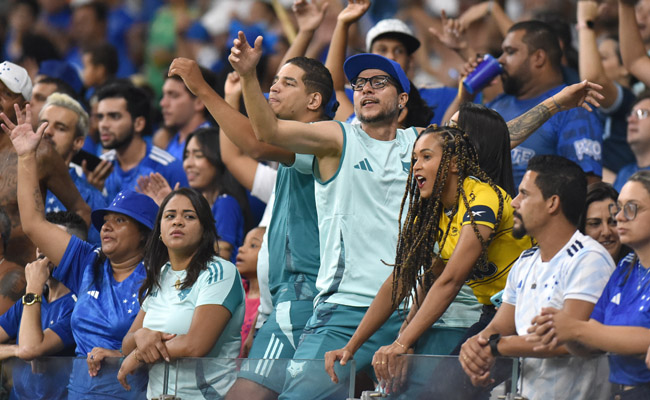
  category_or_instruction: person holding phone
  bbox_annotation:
[39,93,107,244]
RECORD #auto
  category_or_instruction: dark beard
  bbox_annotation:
[357,106,400,125]
[501,73,521,96]
[102,127,135,150]
[512,211,527,239]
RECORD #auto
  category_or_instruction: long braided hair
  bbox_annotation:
[391,125,505,308]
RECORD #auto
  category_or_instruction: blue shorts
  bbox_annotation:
[278,302,403,400]
[238,300,314,393]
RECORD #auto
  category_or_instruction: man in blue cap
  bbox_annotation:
[230,30,416,399]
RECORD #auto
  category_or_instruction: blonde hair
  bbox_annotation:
[40,92,89,138]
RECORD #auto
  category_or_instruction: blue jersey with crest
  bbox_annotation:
[487,85,603,187]
[54,236,145,356]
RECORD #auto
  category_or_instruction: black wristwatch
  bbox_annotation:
[488,333,501,357]
[22,293,42,306]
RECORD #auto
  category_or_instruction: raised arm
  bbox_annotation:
[1,105,72,266]
[168,58,294,164]
[37,142,91,228]
[577,1,619,108]
[229,32,342,158]
[619,0,650,85]
[220,72,268,191]
[324,0,370,121]
[278,0,329,68]
[16,258,65,360]
[459,1,513,38]
[507,80,604,148]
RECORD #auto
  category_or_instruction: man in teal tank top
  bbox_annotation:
[231,30,426,399]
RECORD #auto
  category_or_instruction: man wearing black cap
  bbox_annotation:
[230,30,416,399]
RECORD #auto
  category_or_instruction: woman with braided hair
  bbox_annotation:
[325,124,533,391]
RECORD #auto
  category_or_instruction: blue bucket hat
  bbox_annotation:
[343,53,410,95]
[91,190,159,232]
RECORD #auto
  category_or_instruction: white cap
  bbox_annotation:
[366,19,421,55]
[0,61,32,101]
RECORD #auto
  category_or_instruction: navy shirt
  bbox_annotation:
[592,253,650,385]
[613,163,650,192]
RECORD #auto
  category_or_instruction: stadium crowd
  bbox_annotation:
[1,0,650,399]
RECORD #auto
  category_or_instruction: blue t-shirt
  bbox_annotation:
[487,85,603,187]
[101,143,188,202]
[164,121,211,161]
[613,163,650,192]
[591,253,650,385]
[596,84,636,173]
[213,194,244,263]
[54,236,148,398]
[0,292,76,400]
[45,166,107,245]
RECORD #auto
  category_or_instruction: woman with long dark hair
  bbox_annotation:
[5,105,155,398]
[455,102,516,197]
[138,127,250,262]
[118,187,244,399]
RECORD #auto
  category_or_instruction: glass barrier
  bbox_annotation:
[0,354,613,400]
[517,354,611,400]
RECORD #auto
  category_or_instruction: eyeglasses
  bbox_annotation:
[628,108,650,120]
[350,75,395,91]
[609,202,639,221]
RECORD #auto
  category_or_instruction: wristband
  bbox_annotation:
[488,333,502,357]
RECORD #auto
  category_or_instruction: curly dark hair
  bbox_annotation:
[391,125,504,308]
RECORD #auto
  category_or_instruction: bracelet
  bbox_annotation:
[551,95,562,111]
[394,339,408,350]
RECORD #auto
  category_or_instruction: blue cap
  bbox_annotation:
[343,53,410,94]
[91,190,159,232]
[324,91,339,119]
[38,60,83,95]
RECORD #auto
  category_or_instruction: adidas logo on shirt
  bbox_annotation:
[87,290,99,299]
[611,293,621,305]
[354,158,373,172]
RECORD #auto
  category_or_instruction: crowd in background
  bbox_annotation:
[1,0,650,399]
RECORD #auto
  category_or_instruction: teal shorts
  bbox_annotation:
[238,300,314,393]
[278,302,403,400]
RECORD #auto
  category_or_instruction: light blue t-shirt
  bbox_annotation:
[142,257,244,399]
